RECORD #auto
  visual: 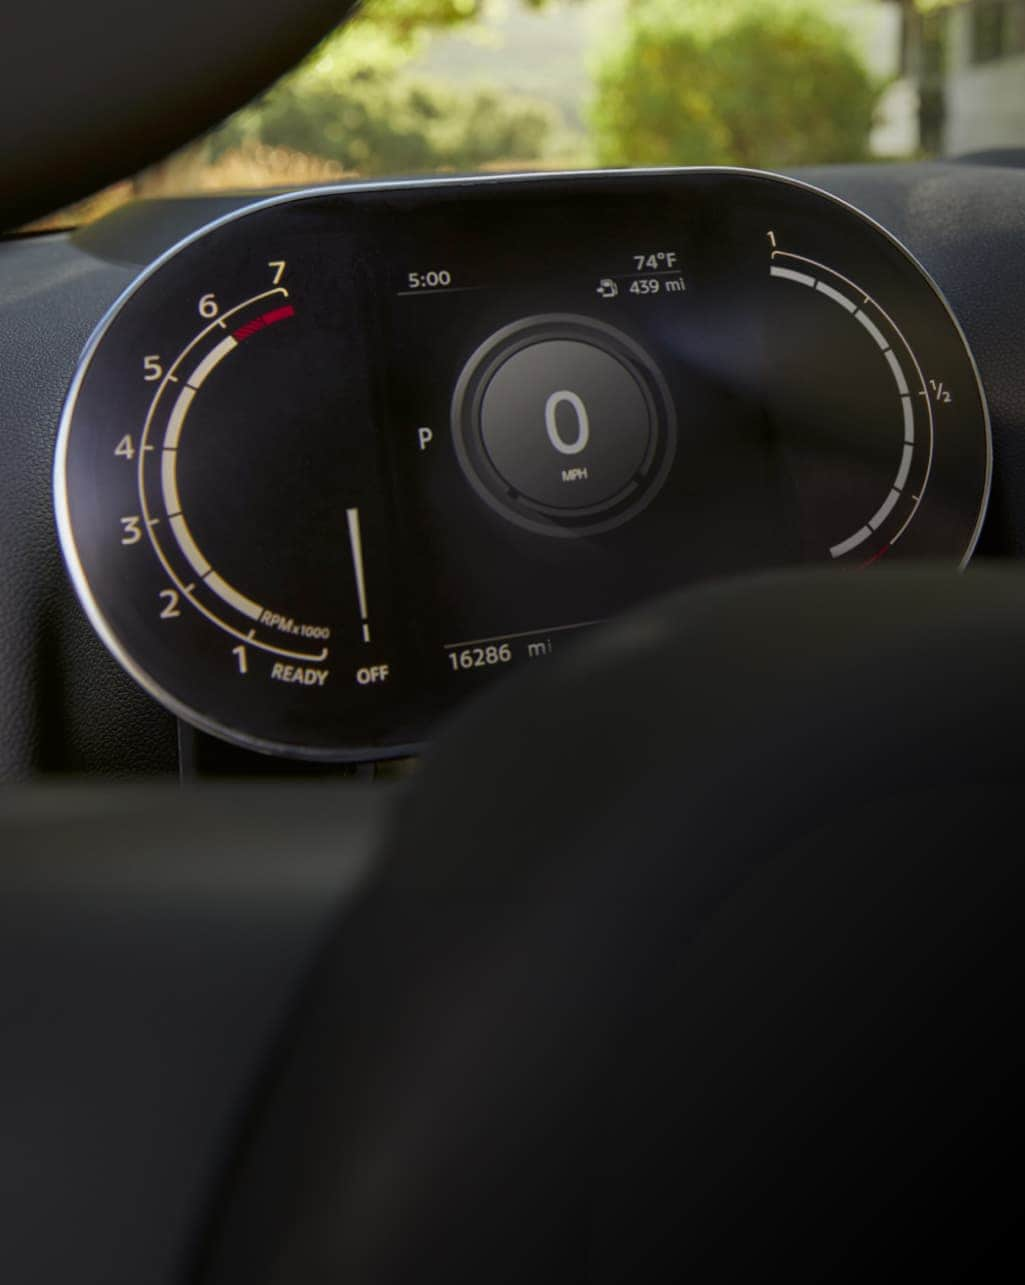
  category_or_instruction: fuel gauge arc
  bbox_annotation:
[768,247,936,564]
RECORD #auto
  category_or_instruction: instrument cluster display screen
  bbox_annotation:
[56,171,991,758]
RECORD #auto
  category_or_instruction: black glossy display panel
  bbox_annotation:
[57,171,990,757]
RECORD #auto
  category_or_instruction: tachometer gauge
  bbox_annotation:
[55,170,990,759]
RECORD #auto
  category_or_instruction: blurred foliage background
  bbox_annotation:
[155,0,887,186]
[208,0,562,180]
[593,0,880,168]
[33,1,976,227]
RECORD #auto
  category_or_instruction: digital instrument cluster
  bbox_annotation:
[55,170,991,758]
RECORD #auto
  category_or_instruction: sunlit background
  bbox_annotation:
[28,0,1025,229]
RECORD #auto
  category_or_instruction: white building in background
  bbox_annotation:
[751,1,1025,159]
[926,1,1025,155]
[837,1,918,156]
[738,0,1025,159]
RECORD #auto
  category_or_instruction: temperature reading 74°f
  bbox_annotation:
[634,251,678,271]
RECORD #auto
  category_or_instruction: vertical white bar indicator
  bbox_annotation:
[346,507,372,644]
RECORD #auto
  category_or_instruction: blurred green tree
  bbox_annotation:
[211,0,565,175]
[592,0,882,170]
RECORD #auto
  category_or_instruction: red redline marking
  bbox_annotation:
[260,304,295,327]
[860,544,891,569]
[232,318,263,341]
[232,303,295,342]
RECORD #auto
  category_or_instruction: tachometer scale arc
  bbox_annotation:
[135,288,330,665]
[769,249,935,560]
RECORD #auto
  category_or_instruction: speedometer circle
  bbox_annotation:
[54,170,991,761]
[451,314,676,534]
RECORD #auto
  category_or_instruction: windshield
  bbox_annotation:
[27,0,1025,230]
